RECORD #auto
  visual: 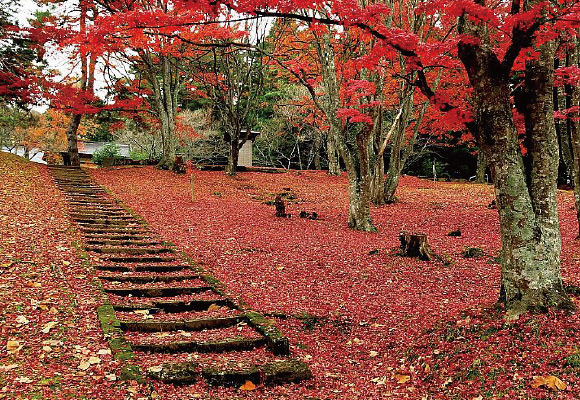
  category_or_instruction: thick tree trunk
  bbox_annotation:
[458,37,572,316]
[383,122,405,203]
[326,134,340,175]
[65,114,82,166]
[148,55,179,171]
[384,169,401,204]
[370,160,386,205]
[476,150,487,183]
[346,167,375,231]
[156,113,177,170]
[226,138,240,176]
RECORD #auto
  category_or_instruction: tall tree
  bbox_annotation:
[207,0,578,314]
[0,0,42,106]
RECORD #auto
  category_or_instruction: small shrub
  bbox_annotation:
[129,150,148,161]
[92,143,121,165]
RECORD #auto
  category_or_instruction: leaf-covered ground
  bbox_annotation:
[90,166,580,399]
[0,153,150,399]
[3,153,580,399]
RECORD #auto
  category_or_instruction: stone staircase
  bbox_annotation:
[49,165,312,386]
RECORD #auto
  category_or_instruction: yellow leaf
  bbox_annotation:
[78,360,91,371]
[395,374,411,384]
[207,304,221,312]
[41,321,58,334]
[0,364,18,372]
[6,340,21,353]
[88,356,101,365]
[532,375,566,391]
[239,380,256,391]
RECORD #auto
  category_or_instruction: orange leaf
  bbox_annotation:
[395,373,410,383]
[239,380,256,391]
[531,375,566,391]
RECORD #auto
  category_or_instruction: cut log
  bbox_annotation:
[398,232,435,261]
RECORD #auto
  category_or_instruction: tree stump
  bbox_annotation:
[275,196,288,217]
[399,232,435,261]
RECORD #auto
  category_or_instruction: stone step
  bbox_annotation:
[97,273,199,283]
[69,200,114,205]
[85,234,154,241]
[65,193,102,198]
[147,359,312,386]
[95,265,132,272]
[69,204,124,209]
[132,337,267,354]
[87,239,161,247]
[77,221,140,227]
[134,265,190,273]
[71,214,133,220]
[72,211,128,216]
[104,286,212,297]
[58,185,101,190]
[112,298,232,312]
[120,315,245,332]
[102,255,177,263]
[60,188,105,193]
[86,247,173,255]
[94,264,189,273]
[79,227,150,235]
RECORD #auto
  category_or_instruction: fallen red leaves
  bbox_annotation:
[0,153,149,399]
[4,155,580,399]
[91,166,580,399]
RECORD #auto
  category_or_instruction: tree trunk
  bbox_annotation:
[65,114,82,166]
[346,167,375,231]
[568,41,580,237]
[476,150,487,183]
[555,57,573,182]
[383,120,405,203]
[314,31,375,231]
[156,56,179,170]
[156,112,177,170]
[384,168,401,204]
[226,137,240,175]
[458,36,572,316]
[370,160,386,205]
[326,133,340,175]
[313,130,322,170]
